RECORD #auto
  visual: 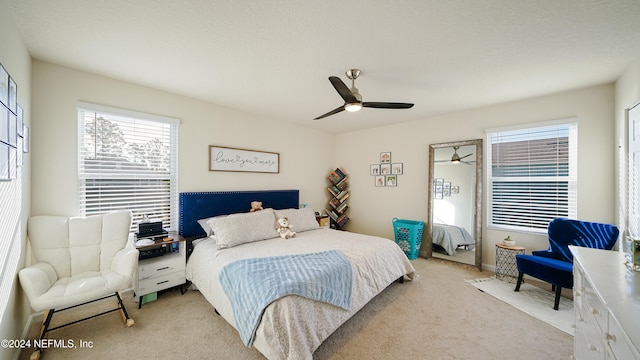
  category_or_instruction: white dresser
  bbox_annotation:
[570,246,640,359]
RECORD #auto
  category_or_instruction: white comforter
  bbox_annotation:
[186,227,416,360]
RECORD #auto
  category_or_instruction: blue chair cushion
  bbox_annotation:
[515,254,573,289]
[547,218,619,263]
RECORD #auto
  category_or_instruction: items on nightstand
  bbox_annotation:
[135,221,167,239]
[316,214,329,227]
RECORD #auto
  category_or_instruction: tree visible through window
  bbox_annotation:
[78,104,178,232]
[486,121,577,233]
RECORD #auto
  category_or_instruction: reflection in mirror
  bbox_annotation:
[426,139,483,270]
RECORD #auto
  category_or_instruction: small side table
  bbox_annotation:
[495,243,525,283]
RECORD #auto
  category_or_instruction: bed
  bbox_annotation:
[179,190,416,360]
[432,223,476,256]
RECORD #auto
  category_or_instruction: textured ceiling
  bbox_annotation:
[7,0,640,133]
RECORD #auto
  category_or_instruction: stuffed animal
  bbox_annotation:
[250,201,263,212]
[275,217,296,239]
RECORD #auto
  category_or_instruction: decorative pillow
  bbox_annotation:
[207,208,277,249]
[197,216,221,237]
[274,207,319,232]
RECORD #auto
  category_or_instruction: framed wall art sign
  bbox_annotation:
[209,145,279,173]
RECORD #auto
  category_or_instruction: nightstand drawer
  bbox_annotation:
[137,271,185,295]
[138,255,184,280]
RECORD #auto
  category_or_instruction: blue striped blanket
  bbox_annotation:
[219,250,353,346]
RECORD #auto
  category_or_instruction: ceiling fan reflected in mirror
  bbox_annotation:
[436,146,474,165]
[313,69,414,120]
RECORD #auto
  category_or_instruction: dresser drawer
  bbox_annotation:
[607,316,640,360]
[584,286,608,332]
[138,255,184,280]
[137,270,185,295]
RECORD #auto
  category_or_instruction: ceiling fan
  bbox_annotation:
[313,69,414,120]
[436,146,474,165]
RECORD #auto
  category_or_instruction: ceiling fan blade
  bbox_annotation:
[459,153,473,160]
[362,102,414,109]
[314,106,345,120]
[329,76,358,103]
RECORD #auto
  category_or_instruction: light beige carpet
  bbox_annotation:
[465,277,574,335]
[20,258,573,360]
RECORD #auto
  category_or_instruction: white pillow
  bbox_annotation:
[197,217,219,237]
[207,208,277,249]
[274,207,319,232]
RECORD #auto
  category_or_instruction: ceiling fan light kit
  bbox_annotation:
[314,69,414,120]
[436,146,474,165]
[345,103,362,112]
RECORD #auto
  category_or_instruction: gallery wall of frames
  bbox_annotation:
[0,62,28,181]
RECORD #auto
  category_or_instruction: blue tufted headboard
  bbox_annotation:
[179,190,300,239]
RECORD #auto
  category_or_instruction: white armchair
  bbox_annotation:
[19,210,138,359]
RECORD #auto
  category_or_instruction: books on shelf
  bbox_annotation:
[326,167,349,229]
[327,168,347,184]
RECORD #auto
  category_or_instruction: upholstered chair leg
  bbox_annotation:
[514,272,524,292]
[553,286,562,310]
[116,291,135,327]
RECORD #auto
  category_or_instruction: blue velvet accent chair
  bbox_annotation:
[514,218,619,310]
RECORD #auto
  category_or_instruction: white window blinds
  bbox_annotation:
[77,103,179,232]
[486,121,577,232]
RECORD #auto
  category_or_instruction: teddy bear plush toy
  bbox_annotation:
[250,201,263,212]
[276,217,296,239]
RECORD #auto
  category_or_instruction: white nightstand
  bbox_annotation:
[133,232,186,308]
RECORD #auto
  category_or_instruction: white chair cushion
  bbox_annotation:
[27,216,71,278]
[69,214,102,275]
[28,270,130,312]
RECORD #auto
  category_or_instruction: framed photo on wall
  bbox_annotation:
[391,163,403,175]
[375,175,385,187]
[380,163,391,175]
[0,143,9,181]
[386,175,397,187]
[0,108,7,144]
[370,164,380,175]
[443,182,451,197]
[8,76,17,114]
[380,152,391,163]
[0,64,8,108]
[8,112,17,147]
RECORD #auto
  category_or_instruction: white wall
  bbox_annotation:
[337,84,616,268]
[614,59,640,238]
[31,61,336,217]
[0,0,31,358]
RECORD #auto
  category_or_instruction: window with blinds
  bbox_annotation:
[486,121,577,232]
[77,103,179,232]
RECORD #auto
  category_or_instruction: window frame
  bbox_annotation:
[486,119,578,234]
